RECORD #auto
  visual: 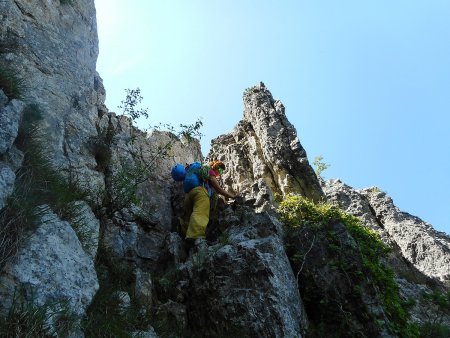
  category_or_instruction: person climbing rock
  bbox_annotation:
[172,160,239,242]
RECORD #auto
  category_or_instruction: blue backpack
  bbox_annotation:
[171,163,186,181]
[182,162,213,196]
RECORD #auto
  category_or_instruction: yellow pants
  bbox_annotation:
[184,186,210,239]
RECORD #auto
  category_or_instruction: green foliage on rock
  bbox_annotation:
[0,63,26,100]
[417,290,450,337]
[278,194,420,338]
[0,288,79,337]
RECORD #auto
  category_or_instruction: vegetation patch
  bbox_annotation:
[278,194,419,337]
[0,288,78,337]
[0,63,26,100]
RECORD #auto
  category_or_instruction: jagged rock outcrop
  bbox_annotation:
[1,1,104,330]
[155,204,307,337]
[0,163,15,210]
[323,179,450,332]
[0,208,99,317]
[323,179,450,283]
[362,187,450,283]
[208,82,324,211]
[0,94,24,155]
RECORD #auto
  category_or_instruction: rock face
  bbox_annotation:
[322,179,450,333]
[362,187,450,282]
[209,82,324,211]
[1,0,105,192]
[0,208,99,317]
[0,163,15,209]
[323,179,450,283]
[0,92,25,209]
[158,204,307,337]
[0,96,25,155]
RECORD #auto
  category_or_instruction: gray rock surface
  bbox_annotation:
[323,179,450,283]
[208,82,323,211]
[0,163,15,209]
[0,90,7,107]
[0,98,25,155]
[1,0,105,192]
[185,206,307,337]
[135,269,153,307]
[71,200,100,259]
[0,208,99,317]
[1,145,24,172]
[362,187,450,282]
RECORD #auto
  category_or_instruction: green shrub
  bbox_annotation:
[0,64,26,100]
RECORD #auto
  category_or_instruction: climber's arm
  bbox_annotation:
[209,176,237,199]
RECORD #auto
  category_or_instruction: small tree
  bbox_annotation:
[118,88,148,121]
[313,155,330,178]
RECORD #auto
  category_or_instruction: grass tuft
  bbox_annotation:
[0,64,26,100]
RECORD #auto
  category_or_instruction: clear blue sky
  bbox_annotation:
[94,0,450,235]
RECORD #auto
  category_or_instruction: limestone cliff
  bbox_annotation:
[1,1,450,337]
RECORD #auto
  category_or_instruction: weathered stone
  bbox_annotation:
[2,145,24,172]
[0,0,105,193]
[208,82,323,211]
[361,188,450,282]
[0,162,15,209]
[286,217,390,337]
[324,179,450,282]
[186,205,307,337]
[102,218,138,261]
[322,178,450,332]
[0,98,25,155]
[135,269,153,307]
[0,208,98,317]
[136,228,166,264]
[0,90,8,107]
[71,200,100,259]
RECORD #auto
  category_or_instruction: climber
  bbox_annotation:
[174,160,239,241]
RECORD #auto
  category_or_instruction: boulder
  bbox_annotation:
[0,208,99,318]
